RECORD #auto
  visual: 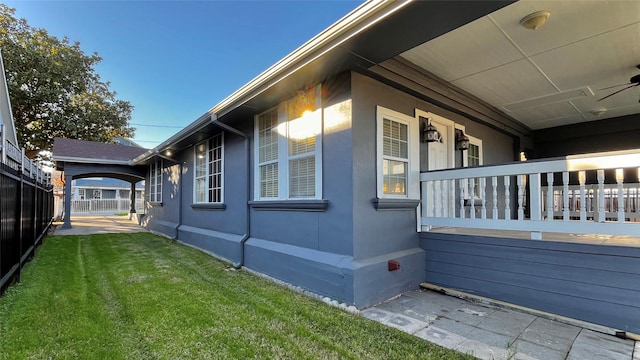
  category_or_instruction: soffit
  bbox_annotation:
[400,0,640,130]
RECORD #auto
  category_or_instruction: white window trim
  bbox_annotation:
[253,85,323,201]
[376,105,420,200]
[193,133,225,204]
[463,134,483,200]
[462,134,483,168]
[150,160,163,203]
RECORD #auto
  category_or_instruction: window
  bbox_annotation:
[463,135,483,199]
[254,85,322,200]
[150,160,163,202]
[78,189,85,200]
[376,106,419,199]
[92,190,102,200]
[194,133,224,203]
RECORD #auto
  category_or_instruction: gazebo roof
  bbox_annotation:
[53,138,148,165]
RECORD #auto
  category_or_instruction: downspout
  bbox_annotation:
[210,115,250,269]
[155,151,182,240]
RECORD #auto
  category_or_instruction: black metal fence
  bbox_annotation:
[0,125,53,294]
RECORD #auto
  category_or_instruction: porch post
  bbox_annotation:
[61,174,73,229]
[129,182,136,214]
[528,173,542,240]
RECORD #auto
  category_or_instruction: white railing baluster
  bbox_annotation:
[597,169,605,222]
[579,171,586,222]
[517,175,524,220]
[546,172,554,221]
[504,176,510,220]
[469,178,476,219]
[616,169,624,222]
[491,176,498,219]
[480,177,486,219]
[449,179,455,218]
[562,171,570,221]
[459,179,465,219]
[438,180,447,217]
[431,180,437,217]
[421,180,429,220]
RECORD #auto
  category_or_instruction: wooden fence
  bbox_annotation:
[0,124,53,294]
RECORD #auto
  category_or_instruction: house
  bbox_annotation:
[54,1,640,336]
[0,50,18,147]
[69,177,144,214]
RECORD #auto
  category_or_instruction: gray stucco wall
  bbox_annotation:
[144,75,361,304]
[143,70,519,309]
[420,231,640,334]
[349,72,515,306]
[175,128,248,262]
[245,75,359,303]
[144,162,180,238]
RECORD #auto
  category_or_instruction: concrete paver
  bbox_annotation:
[465,327,515,348]
[475,308,536,337]
[414,326,467,349]
[510,339,567,360]
[365,289,637,360]
[382,314,428,334]
[567,329,635,360]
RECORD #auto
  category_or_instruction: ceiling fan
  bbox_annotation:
[597,66,640,102]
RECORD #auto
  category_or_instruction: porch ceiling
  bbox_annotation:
[400,0,640,130]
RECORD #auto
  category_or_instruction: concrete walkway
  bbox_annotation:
[363,289,638,360]
[53,215,146,235]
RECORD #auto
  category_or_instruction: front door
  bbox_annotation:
[417,110,455,217]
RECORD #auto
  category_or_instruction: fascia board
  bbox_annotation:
[54,156,131,165]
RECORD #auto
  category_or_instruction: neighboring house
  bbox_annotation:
[72,178,143,201]
[0,50,18,147]
[70,177,144,214]
[54,1,640,336]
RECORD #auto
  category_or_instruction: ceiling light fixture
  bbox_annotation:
[589,108,607,117]
[519,11,550,30]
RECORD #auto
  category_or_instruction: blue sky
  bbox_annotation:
[5,1,361,148]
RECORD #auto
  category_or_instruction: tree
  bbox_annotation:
[0,4,134,157]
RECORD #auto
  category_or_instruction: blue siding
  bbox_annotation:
[420,232,640,334]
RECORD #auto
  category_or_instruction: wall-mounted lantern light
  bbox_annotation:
[423,119,440,143]
[455,129,470,150]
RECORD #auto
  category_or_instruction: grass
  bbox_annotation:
[0,232,471,359]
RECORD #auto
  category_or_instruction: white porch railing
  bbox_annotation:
[71,199,144,214]
[420,149,640,239]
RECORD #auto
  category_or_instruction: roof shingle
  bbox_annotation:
[53,138,148,163]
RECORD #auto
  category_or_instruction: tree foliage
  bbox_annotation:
[0,4,134,157]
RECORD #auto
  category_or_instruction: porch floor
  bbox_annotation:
[428,227,640,247]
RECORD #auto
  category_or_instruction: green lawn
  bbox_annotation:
[0,232,470,359]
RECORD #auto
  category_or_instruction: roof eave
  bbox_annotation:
[53,156,131,165]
